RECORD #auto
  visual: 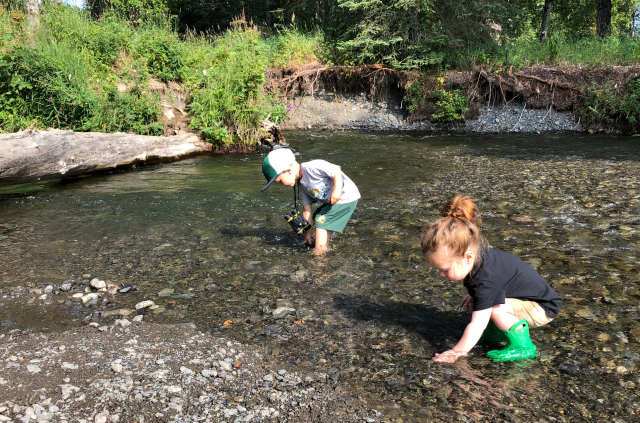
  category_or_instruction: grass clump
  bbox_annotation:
[188,21,288,145]
[83,84,163,135]
[578,79,640,132]
[266,28,322,69]
[0,43,96,132]
[474,32,640,68]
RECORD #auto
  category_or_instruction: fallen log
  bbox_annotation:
[0,129,213,188]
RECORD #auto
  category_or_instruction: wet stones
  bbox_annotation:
[135,300,154,310]
[90,278,106,290]
[559,360,596,377]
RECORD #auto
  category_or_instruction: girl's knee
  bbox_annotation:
[491,302,516,318]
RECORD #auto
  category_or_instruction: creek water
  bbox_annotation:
[1,132,640,421]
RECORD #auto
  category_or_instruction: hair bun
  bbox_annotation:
[441,195,480,226]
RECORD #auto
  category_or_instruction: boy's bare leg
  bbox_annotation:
[315,227,329,254]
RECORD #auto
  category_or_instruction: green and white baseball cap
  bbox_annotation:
[261,148,296,191]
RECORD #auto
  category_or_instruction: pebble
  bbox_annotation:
[135,300,154,310]
[61,362,78,370]
[26,365,41,373]
[90,278,106,289]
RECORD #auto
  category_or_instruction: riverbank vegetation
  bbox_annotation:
[1,0,640,141]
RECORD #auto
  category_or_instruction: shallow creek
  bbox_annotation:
[1,132,640,421]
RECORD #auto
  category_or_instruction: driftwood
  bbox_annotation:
[0,129,213,187]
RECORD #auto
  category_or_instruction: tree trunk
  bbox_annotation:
[0,129,212,187]
[597,0,612,37]
[25,0,39,30]
[539,0,553,42]
[265,0,271,26]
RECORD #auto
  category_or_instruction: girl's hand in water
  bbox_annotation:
[433,350,467,363]
[460,295,473,312]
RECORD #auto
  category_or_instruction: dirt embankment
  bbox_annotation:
[268,65,640,134]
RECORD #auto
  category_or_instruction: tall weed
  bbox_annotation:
[38,3,133,71]
[266,28,321,68]
[132,27,183,82]
[189,23,285,145]
[0,42,96,132]
[475,31,640,67]
[84,84,163,135]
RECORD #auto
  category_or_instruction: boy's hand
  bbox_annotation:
[329,189,341,205]
[460,295,473,312]
[433,350,467,363]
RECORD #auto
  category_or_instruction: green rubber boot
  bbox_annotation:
[479,321,506,343]
[486,319,537,362]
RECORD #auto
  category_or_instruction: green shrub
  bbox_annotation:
[83,84,163,135]
[620,80,640,127]
[0,43,96,132]
[403,81,424,114]
[133,27,183,82]
[431,88,467,122]
[266,28,321,69]
[579,79,640,131]
[189,23,285,145]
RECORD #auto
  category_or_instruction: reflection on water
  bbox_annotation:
[1,132,640,420]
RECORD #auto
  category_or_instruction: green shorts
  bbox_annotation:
[312,200,358,233]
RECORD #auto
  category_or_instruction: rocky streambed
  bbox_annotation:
[1,132,640,422]
[0,320,380,423]
[281,93,581,134]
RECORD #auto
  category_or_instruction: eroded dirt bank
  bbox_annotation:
[273,65,640,134]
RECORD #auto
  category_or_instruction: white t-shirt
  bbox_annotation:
[299,160,361,206]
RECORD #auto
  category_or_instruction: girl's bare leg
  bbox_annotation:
[491,302,521,330]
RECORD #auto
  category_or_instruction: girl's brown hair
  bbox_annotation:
[421,195,482,258]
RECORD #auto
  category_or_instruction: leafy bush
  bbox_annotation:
[431,88,467,122]
[189,22,285,145]
[403,81,424,114]
[133,27,184,82]
[266,28,321,69]
[0,43,96,132]
[579,80,640,132]
[83,84,163,135]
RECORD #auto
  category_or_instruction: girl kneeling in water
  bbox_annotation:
[421,195,562,363]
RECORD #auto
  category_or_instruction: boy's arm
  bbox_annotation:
[302,204,313,244]
[433,308,491,363]
[329,168,342,205]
